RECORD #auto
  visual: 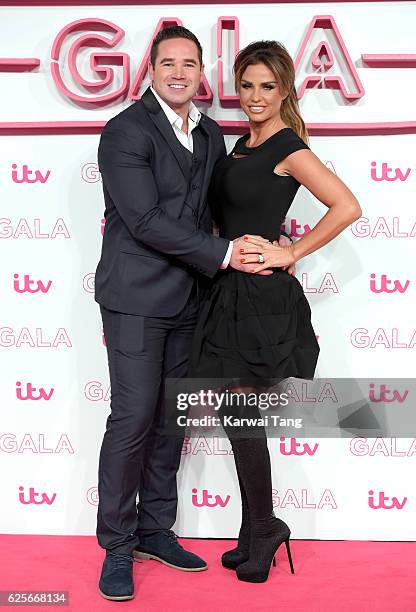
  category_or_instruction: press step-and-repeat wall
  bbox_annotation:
[1,1,415,541]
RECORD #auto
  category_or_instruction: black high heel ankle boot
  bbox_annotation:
[236,515,294,583]
[221,499,249,569]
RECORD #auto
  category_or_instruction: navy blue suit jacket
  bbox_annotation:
[95,87,229,317]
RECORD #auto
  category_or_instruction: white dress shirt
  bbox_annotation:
[150,87,232,269]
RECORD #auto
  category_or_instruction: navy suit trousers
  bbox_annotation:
[97,291,198,554]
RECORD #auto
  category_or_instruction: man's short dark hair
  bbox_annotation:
[150,26,203,67]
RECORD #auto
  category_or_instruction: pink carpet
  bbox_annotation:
[0,535,415,611]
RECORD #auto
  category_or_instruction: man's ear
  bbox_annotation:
[148,61,154,82]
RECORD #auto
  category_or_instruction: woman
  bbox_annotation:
[189,41,362,582]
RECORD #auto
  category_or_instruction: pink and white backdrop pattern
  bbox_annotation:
[0,0,415,541]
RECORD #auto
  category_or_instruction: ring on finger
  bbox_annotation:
[258,254,265,264]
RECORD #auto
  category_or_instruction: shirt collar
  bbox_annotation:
[150,86,201,132]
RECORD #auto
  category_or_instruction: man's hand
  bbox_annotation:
[230,235,273,275]
[275,235,296,276]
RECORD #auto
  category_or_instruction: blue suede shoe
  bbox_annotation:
[133,530,207,571]
[99,552,134,601]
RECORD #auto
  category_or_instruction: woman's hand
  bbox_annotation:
[274,235,296,276]
[239,236,296,274]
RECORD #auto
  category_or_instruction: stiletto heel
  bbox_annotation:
[236,515,293,583]
[272,556,276,567]
[285,539,295,574]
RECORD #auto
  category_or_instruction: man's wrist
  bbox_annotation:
[219,241,233,269]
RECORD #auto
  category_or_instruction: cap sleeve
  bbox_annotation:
[277,129,309,162]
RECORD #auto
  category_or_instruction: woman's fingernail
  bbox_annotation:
[243,236,248,241]
[241,258,245,263]
[240,249,244,253]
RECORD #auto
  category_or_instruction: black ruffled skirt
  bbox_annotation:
[189,268,320,382]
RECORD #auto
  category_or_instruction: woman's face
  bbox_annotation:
[238,62,286,124]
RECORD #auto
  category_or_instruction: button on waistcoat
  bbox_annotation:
[182,126,208,217]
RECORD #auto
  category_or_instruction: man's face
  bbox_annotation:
[149,37,204,110]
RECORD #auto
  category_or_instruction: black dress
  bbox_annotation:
[189,127,320,382]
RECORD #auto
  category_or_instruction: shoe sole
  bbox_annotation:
[237,575,268,583]
[133,551,208,572]
[99,589,134,601]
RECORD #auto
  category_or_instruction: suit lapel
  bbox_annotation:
[197,116,215,220]
[141,87,191,182]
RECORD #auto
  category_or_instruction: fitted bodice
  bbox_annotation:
[211,127,309,242]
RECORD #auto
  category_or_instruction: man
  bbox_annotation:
[95,26,291,601]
